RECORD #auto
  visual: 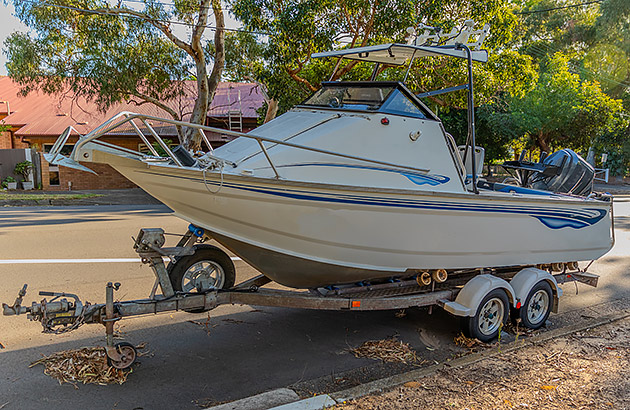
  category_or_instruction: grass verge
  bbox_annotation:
[0,193,103,200]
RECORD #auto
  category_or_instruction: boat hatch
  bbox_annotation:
[299,82,431,119]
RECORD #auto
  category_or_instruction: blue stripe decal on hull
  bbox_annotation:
[275,162,450,186]
[138,170,608,230]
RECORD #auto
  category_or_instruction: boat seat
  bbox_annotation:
[458,145,484,178]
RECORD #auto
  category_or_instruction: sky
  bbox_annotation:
[0,2,241,77]
[0,3,29,76]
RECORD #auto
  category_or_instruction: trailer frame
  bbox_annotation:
[2,225,599,369]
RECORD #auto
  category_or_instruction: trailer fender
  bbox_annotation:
[442,274,515,317]
[510,267,562,313]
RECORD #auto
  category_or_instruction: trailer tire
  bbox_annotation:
[169,245,235,312]
[463,289,509,342]
[515,280,552,330]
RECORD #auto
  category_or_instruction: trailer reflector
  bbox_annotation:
[351,300,361,308]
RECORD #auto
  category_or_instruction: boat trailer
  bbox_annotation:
[2,225,600,369]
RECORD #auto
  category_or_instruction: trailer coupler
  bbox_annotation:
[2,281,223,368]
[2,284,96,334]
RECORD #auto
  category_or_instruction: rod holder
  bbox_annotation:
[417,272,432,286]
[432,269,448,283]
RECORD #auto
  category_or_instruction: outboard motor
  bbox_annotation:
[530,149,594,196]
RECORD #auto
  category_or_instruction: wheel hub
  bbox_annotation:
[527,290,550,324]
[478,297,504,336]
[182,260,225,292]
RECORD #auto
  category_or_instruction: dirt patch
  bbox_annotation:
[334,316,630,409]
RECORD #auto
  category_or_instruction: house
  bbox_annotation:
[0,77,265,190]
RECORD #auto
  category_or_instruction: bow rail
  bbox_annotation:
[45,111,431,178]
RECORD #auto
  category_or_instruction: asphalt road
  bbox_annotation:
[0,200,629,410]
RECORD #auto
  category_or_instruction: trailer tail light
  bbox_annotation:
[516,301,521,309]
[351,300,361,308]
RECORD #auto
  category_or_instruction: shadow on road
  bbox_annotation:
[0,306,461,410]
[0,205,172,229]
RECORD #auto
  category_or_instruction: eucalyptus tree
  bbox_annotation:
[226,0,537,119]
[4,0,227,148]
[508,53,623,154]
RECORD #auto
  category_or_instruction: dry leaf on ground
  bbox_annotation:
[351,337,419,364]
[30,346,133,387]
[453,332,484,349]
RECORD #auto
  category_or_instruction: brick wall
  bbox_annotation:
[0,131,12,149]
[12,135,29,149]
[0,131,29,149]
[40,152,137,191]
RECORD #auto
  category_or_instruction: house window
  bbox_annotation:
[44,144,74,155]
[48,165,60,186]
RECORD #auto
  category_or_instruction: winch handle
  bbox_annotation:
[37,291,84,314]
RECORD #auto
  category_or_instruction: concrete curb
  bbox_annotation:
[205,388,299,410]
[208,309,630,410]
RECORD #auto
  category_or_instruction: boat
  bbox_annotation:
[44,20,614,290]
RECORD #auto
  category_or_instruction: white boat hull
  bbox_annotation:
[99,152,614,289]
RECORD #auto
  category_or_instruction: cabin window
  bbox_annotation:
[379,89,426,119]
[302,86,394,111]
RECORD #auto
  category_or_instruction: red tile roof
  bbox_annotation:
[0,77,265,137]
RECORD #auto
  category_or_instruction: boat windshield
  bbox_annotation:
[301,85,428,119]
[303,85,395,111]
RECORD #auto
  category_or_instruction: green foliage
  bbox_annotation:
[0,192,103,200]
[591,118,630,176]
[2,176,17,189]
[227,0,533,116]
[5,0,226,147]
[441,102,521,165]
[151,139,174,157]
[5,2,189,110]
[508,53,623,154]
[14,161,33,181]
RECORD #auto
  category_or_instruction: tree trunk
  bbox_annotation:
[184,0,225,150]
[537,132,550,156]
[205,0,225,118]
[264,99,279,123]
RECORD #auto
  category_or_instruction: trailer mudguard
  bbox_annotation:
[442,274,515,317]
[509,267,562,313]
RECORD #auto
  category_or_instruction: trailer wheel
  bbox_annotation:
[169,244,235,292]
[107,342,137,370]
[463,289,509,342]
[517,280,552,330]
